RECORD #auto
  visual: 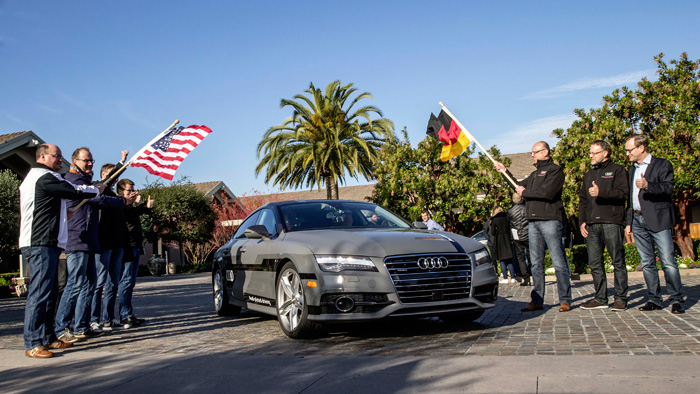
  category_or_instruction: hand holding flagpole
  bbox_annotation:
[437,102,518,188]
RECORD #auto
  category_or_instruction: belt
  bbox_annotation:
[634,210,643,216]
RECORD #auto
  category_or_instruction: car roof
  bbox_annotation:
[261,200,376,208]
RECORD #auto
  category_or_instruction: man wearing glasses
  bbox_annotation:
[579,140,629,311]
[19,144,101,358]
[624,135,685,314]
[494,141,571,312]
[55,148,127,343]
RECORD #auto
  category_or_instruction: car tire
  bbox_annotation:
[276,262,322,339]
[213,268,240,316]
[439,310,484,324]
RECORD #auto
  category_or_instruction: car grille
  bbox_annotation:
[384,253,472,304]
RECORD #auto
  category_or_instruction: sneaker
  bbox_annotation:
[499,279,509,284]
[610,300,627,311]
[47,340,73,349]
[581,300,609,310]
[73,329,103,339]
[102,319,123,331]
[120,316,141,329]
[132,316,146,325]
[57,331,79,344]
[89,322,103,334]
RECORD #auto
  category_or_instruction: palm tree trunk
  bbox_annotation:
[325,176,332,200]
[332,181,339,200]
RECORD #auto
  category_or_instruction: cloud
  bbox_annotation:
[115,100,160,130]
[522,69,657,100]
[56,91,96,113]
[483,114,577,154]
[30,100,62,114]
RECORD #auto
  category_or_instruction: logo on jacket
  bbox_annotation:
[602,172,614,178]
[538,170,547,176]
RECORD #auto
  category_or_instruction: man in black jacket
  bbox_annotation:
[19,144,100,358]
[624,134,685,314]
[507,193,530,286]
[116,178,154,328]
[495,141,571,312]
[579,140,629,311]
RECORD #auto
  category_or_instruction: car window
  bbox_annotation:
[233,211,261,239]
[279,202,411,231]
[256,208,277,236]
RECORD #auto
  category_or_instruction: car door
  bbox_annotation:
[226,211,260,301]
[240,208,278,304]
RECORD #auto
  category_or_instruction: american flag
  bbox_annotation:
[130,124,212,180]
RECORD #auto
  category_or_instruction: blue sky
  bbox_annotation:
[1,1,698,195]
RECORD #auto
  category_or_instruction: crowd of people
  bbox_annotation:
[491,135,685,315]
[19,143,154,358]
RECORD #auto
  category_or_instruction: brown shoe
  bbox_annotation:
[580,300,608,310]
[521,302,544,312]
[610,300,627,311]
[559,302,571,312]
[47,340,74,349]
[25,346,54,358]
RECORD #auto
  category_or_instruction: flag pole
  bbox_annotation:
[72,119,180,211]
[438,102,518,188]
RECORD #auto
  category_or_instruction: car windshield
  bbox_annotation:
[278,202,411,232]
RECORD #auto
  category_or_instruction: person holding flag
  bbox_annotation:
[494,142,572,312]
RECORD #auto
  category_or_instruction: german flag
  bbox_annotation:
[426,110,471,162]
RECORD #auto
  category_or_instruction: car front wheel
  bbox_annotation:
[276,262,321,339]
[213,268,240,316]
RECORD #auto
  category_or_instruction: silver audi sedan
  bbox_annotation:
[212,200,499,338]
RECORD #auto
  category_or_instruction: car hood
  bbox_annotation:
[281,228,483,257]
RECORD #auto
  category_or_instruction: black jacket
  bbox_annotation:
[578,159,629,226]
[519,158,565,221]
[626,155,675,232]
[488,212,513,260]
[507,201,528,242]
[19,164,98,249]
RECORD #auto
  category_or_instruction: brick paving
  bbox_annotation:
[1,273,699,357]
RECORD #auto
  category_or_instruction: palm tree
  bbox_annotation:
[256,80,395,199]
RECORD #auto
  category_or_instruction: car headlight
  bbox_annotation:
[315,255,378,272]
[474,248,492,266]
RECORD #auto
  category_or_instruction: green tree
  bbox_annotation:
[553,52,700,259]
[0,170,20,269]
[141,178,217,267]
[256,80,395,199]
[371,128,512,235]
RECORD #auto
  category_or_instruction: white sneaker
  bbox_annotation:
[89,322,103,333]
[499,279,509,284]
[102,319,123,331]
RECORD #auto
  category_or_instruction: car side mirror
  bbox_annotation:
[412,221,428,229]
[244,225,271,239]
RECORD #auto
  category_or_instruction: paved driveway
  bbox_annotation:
[1,272,699,357]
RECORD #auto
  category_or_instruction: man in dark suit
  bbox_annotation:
[624,135,685,314]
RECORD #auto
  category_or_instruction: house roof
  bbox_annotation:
[502,152,534,181]
[0,130,71,178]
[190,180,238,205]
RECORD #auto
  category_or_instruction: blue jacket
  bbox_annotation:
[64,170,125,253]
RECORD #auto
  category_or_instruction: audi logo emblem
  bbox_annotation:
[417,256,449,269]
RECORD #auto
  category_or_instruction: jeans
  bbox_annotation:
[74,253,97,334]
[55,251,89,336]
[118,247,141,319]
[528,220,571,305]
[22,246,61,351]
[631,213,684,305]
[513,240,529,279]
[499,259,517,279]
[585,223,628,303]
[96,249,124,324]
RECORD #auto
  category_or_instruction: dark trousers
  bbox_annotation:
[585,223,628,303]
[513,240,529,279]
